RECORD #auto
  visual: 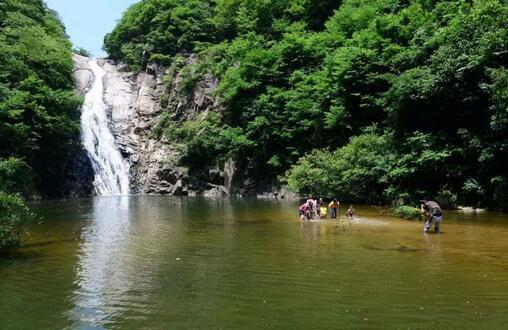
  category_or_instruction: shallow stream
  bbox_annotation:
[1,197,507,329]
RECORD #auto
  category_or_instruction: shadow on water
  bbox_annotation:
[0,248,45,261]
[362,244,430,253]
[0,239,78,261]
[21,238,78,249]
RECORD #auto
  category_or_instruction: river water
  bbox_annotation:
[1,197,507,329]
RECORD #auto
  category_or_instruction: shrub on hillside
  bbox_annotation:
[0,192,30,249]
[285,131,395,203]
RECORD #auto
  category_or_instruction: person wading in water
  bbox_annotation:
[329,198,340,219]
[345,204,355,219]
[299,200,312,221]
[421,196,442,233]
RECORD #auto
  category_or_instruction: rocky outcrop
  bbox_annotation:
[72,54,295,198]
[66,54,94,197]
[84,55,229,196]
[73,54,94,95]
[97,59,182,195]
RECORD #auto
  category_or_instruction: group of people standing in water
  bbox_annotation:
[299,196,355,221]
[298,195,444,234]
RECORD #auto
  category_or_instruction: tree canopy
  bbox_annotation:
[0,0,81,198]
[106,0,508,209]
[0,0,81,247]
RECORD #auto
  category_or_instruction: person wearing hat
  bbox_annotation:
[421,196,443,233]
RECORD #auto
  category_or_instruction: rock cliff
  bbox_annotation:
[67,54,94,197]
[73,54,232,196]
[72,54,297,199]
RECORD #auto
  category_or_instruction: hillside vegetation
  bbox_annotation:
[0,0,80,247]
[106,0,508,210]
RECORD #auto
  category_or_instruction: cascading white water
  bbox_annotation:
[81,60,130,196]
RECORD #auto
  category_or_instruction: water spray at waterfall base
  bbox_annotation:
[81,60,130,196]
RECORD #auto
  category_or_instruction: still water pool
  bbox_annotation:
[1,196,508,329]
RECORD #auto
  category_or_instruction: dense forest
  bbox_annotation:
[0,0,81,247]
[0,0,507,248]
[105,0,508,210]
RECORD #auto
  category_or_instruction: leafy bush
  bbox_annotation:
[0,0,82,198]
[285,131,395,203]
[149,53,173,65]
[0,157,33,248]
[73,47,91,57]
[104,0,215,70]
[436,189,458,209]
[393,205,422,221]
[155,111,254,177]
[0,192,30,249]
[0,157,33,195]
[178,64,202,96]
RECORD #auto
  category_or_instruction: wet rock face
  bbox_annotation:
[72,53,231,196]
[67,54,94,197]
[73,54,93,95]
[99,55,230,196]
[65,146,94,197]
[73,54,291,197]
[99,59,178,195]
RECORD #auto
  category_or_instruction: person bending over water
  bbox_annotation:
[345,205,355,219]
[421,196,442,233]
[305,195,317,220]
[299,201,312,221]
[329,198,340,219]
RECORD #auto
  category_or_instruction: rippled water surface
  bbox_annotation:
[1,196,508,329]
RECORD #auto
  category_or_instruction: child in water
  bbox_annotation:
[320,202,328,219]
[345,204,355,219]
[311,198,319,219]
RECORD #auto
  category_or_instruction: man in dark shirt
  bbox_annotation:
[421,196,442,233]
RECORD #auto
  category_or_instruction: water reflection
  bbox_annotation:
[67,196,135,328]
[23,198,504,329]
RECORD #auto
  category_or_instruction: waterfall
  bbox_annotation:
[81,60,130,196]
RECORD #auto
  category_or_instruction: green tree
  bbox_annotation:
[0,0,80,247]
[0,0,82,198]
[108,0,508,209]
